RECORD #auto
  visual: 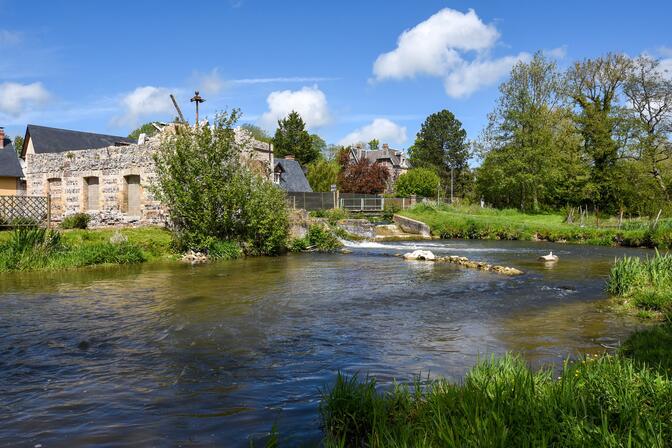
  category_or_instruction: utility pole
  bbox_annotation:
[190,91,205,126]
[450,166,454,204]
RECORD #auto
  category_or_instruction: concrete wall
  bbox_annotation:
[393,214,431,237]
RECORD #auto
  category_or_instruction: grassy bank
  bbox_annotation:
[400,203,672,248]
[0,227,178,272]
[607,252,672,319]
[321,352,672,447]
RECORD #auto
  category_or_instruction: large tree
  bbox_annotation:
[478,52,588,210]
[565,53,631,213]
[622,55,672,200]
[152,110,289,255]
[273,111,319,165]
[306,159,340,192]
[409,109,470,196]
[338,156,389,194]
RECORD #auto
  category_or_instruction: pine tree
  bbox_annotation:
[273,111,319,165]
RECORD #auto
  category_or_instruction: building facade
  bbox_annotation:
[22,124,274,227]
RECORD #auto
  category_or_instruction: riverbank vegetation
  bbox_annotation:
[152,110,289,256]
[608,252,672,319]
[401,202,672,248]
[321,353,672,447]
[0,226,175,272]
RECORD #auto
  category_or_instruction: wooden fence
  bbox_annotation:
[0,195,50,227]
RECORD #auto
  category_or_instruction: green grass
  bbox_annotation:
[321,354,672,447]
[400,203,672,248]
[607,252,672,318]
[0,226,178,272]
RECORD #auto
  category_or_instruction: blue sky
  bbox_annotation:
[0,0,670,151]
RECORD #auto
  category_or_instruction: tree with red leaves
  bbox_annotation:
[338,157,390,194]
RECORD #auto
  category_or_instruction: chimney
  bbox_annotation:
[0,127,4,148]
[284,154,295,160]
[382,143,389,151]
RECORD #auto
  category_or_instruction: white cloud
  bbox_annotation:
[114,86,174,126]
[659,56,672,80]
[444,54,530,97]
[258,85,330,130]
[372,8,527,98]
[195,68,225,95]
[658,47,672,58]
[338,118,407,146]
[0,82,50,116]
[544,46,567,60]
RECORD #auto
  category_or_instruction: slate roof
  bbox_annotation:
[351,147,410,169]
[0,140,23,177]
[24,124,135,155]
[274,159,312,192]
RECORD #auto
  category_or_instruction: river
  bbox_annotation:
[0,240,650,446]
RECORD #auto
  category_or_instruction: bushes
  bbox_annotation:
[393,167,440,198]
[61,213,91,229]
[321,354,672,447]
[290,224,342,253]
[152,111,289,255]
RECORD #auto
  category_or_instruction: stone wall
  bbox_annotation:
[24,142,165,227]
[24,132,275,228]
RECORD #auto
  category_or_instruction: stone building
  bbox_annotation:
[349,143,411,190]
[22,124,274,227]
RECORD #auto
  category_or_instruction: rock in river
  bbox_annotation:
[403,250,436,261]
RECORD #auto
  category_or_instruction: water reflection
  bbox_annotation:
[0,240,652,446]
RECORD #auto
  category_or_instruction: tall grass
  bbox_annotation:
[607,252,672,316]
[321,354,672,447]
[0,227,149,271]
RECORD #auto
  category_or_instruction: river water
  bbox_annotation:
[0,240,650,447]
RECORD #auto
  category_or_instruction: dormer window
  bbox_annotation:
[273,172,281,184]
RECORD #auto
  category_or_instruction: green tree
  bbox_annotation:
[240,123,272,143]
[152,110,289,255]
[310,133,327,160]
[13,136,23,156]
[622,55,672,200]
[409,109,470,196]
[368,139,380,151]
[565,53,631,213]
[128,122,159,140]
[478,52,587,210]
[394,168,440,198]
[306,159,340,192]
[273,111,318,165]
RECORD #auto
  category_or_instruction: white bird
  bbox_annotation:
[539,251,559,262]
